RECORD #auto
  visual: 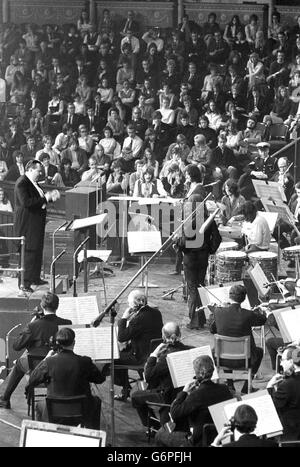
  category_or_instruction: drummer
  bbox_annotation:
[240,201,271,253]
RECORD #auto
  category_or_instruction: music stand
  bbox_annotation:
[77,250,112,306]
[127,231,162,298]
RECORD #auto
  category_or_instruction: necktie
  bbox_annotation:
[128,138,133,150]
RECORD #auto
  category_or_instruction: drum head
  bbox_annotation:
[248,251,277,259]
[218,241,238,251]
[218,251,247,259]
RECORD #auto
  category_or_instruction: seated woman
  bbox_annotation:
[29,108,46,139]
[133,166,167,198]
[10,71,29,105]
[156,96,175,126]
[218,179,246,226]
[0,187,12,212]
[60,157,80,187]
[106,107,125,143]
[99,126,121,159]
[35,135,60,167]
[161,162,185,198]
[92,143,111,168]
[96,77,114,111]
[240,201,271,252]
[129,159,144,196]
[75,74,92,107]
[106,160,129,195]
[187,134,212,170]
[142,148,159,179]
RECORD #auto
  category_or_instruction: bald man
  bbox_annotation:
[114,290,163,401]
[131,322,192,430]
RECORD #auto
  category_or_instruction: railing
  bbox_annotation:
[270,136,300,182]
[0,223,25,290]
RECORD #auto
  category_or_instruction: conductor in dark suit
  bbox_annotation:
[113,289,163,401]
[26,327,106,429]
[14,160,60,292]
[0,292,72,409]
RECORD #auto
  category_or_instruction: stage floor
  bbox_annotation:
[0,257,291,447]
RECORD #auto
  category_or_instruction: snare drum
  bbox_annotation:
[282,246,300,261]
[215,250,247,283]
[248,251,278,281]
[217,241,239,252]
[218,225,243,240]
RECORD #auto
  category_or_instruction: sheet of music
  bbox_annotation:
[70,213,107,230]
[127,231,162,254]
[223,390,283,438]
[277,307,300,342]
[252,180,286,203]
[166,345,218,388]
[77,250,112,263]
[258,211,278,233]
[199,283,251,310]
[57,296,99,324]
[262,200,295,225]
[74,327,120,360]
[247,263,270,297]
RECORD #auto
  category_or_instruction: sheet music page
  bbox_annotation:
[70,213,107,230]
[57,296,99,324]
[258,211,278,233]
[166,345,218,388]
[252,180,285,203]
[77,250,112,263]
[223,391,283,437]
[262,200,294,225]
[199,284,251,310]
[247,263,270,297]
[127,231,162,254]
[74,327,119,360]
[280,307,300,342]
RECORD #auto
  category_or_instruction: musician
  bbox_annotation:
[133,166,168,198]
[177,164,221,329]
[271,156,294,202]
[155,355,232,447]
[26,327,105,429]
[113,290,163,401]
[131,322,192,430]
[208,284,266,394]
[267,345,300,440]
[274,181,300,254]
[0,292,71,409]
[218,179,246,226]
[240,201,271,252]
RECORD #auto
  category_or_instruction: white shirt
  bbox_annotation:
[242,214,271,250]
[122,135,143,159]
[121,36,140,54]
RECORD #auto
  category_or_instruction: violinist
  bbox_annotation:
[155,355,232,447]
[267,345,300,440]
[131,322,192,432]
[271,156,294,202]
[113,290,163,402]
[208,284,266,393]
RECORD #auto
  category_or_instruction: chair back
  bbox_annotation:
[269,123,288,140]
[46,395,87,427]
[149,338,163,354]
[214,334,251,369]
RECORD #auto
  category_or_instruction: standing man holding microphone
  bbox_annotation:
[14,159,61,293]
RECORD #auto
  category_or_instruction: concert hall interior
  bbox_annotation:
[1,0,300,449]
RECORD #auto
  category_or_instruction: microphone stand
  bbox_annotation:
[73,236,90,297]
[50,250,66,293]
[92,192,211,447]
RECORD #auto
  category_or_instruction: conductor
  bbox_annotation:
[14,160,60,293]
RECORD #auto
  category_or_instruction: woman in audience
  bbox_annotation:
[142,148,159,179]
[108,96,127,123]
[129,159,144,196]
[31,60,48,82]
[116,59,135,93]
[96,77,114,110]
[77,9,93,35]
[99,126,121,159]
[10,71,29,105]
[223,15,244,47]
[253,30,269,62]
[161,162,185,198]
[158,82,176,110]
[133,166,167,198]
[268,85,293,123]
[92,143,111,167]
[35,135,60,167]
[156,96,175,126]
[75,74,92,107]
[225,120,243,156]
[29,108,46,139]
[106,160,129,195]
[245,14,261,49]
[106,107,125,142]
[187,134,212,169]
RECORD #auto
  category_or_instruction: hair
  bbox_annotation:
[229,284,247,303]
[193,355,214,381]
[40,292,59,312]
[103,126,113,137]
[39,152,50,161]
[128,289,147,308]
[232,405,258,434]
[25,159,42,171]
[199,114,209,125]
[134,158,144,169]
[61,157,72,166]
[162,322,181,344]
[240,200,257,222]
[249,14,258,23]
[185,164,202,183]
[0,187,9,204]
[55,327,75,347]
[223,179,239,197]
[143,147,155,164]
[141,166,155,181]
[69,136,78,147]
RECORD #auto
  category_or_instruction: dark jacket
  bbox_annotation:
[13,314,72,356]
[209,146,236,170]
[171,380,233,446]
[118,305,163,364]
[4,164,25,182]
[223,433,278,447]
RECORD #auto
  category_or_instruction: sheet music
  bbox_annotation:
[262,200,294,225]
[69,213,107,231]
[57,296,99,324]
[223,390,283,438]
[258,211,278,233]
[199,283,251,310]
[247,263,270,297]
[77,250,111,263]
[127,231,162,254]
[109,195,181,206]
[166,345,218,388]
[74,327,120,360]
[252,180,286,203]
[276,307,300,342]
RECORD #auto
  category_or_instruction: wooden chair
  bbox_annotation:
[27,354,47,420]
[46,395,87,427]
[214,334,252,394]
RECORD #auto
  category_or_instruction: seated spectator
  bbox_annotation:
[29,108,46,139]
[201,63,222,102]
[203,12,221,46]
[92,143,111,168]
[53,124,74,155]
[239,116,262,159]
[156,96,175,126]
[118,79,136,114]
[60,157,80,187]
[194,115,217,149]
[106,160,129,195]
[75,74,92,107]
[106,108,125,142]
[0,187,12,212]
[61,137,88,176]
[78,125,94,156]
[137,93,155,124]
[73,93,86,116]
[77,9,93,35]
[130,107,148,140]
[225,120,243,156]
[99,126,121,159]
[187,134,212,169]
[142,148,159,179]
[39,152,62,186]
[116,59,135,93]
[81,155,104,184]
[178,95,198,128]
[161,162,185,198]
[165,134,190,163]
[204,100,226,131]
[121,124,143,172]
[160,146,186,180]
[207,30,230,65]
[209,135,237,181]
[251,30,268,62]
[223,15,244,47]
[266,51,290,90]
[245,14,261,48]
[4,150,25,181]
[10,71,29,105]
[129,159,144,196]
[266,85,293,123]
[36,135,60,167]
[96,77,114,110]
[158,82,176,110]
[175,111,195,147]
[155,355,232,447]
[133,166,167,198]
[142,27,164,53]
[245,52,265,93]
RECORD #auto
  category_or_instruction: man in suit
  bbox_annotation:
[95,290,163,402]
[0,292,72,409]
[13,160,60,292]
[211,404,278,447]
[208,284,266,393]
[26,327,106,429]
[59,103,81,133]
[81,107,103,135]
[155,355,233,447]
[4,150,25,182]
[20,135,41,163]
[38,152,59,185]
[209,135,237,181]
[131,322,192,429]
[267,345,300,440]
[130,107,148,140]
[120,10,139,37]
